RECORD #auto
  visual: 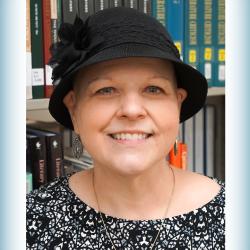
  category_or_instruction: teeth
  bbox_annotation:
[111,133,150,140]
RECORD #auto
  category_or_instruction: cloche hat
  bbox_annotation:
[48,7,208,130]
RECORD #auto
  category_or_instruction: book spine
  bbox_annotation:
[183,117,195,172]
[30,0,44,98]
[199,0,215,86]
[138,0,152,15]
[167,0,185,59]
[184,0,199,69]
[151,0,167,28]
[78,0,95,21]
[204,104,216,177]
[26,172,33,193]
[109,0,123,8]
[57,0,62,27]
[26,0,33,100]
[62,0,79,24]
[94,0,110,12]
[42,0,53,98]
[194,107,205,174]
[123,0,139,9]
[27,135,47,189]
[214,0,225,86]
[46,135,64,181]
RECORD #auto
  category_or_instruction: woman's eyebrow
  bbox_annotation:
[87,76,113,85]
[86,75,171,85]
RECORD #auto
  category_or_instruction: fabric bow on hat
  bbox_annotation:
[49,16,105,84]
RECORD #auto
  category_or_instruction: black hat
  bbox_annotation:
[49,7,208,130]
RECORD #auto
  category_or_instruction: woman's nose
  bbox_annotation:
[116,93,147,120]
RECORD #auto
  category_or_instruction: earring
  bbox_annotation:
[173,138,178,156]
[72,133,83,159]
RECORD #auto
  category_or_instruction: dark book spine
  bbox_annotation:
[57,0,62,27]
[42,0,53,98]
[94,0,110,12]
[123,0,139,9]
[30,0,44,98]
[27,134,47,189]
[138,0,152,15]
[46,134,64,181]
[62,0,79,23]
[78,0,95,21]
[109,0,123,8]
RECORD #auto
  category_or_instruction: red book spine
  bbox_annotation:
[42,0,53,98]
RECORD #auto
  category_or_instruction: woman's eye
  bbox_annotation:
[95,87,116,95]
[145,86,164,94]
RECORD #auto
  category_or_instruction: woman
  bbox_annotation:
[27,7,225,249]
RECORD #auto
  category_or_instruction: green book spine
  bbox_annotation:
[199,0,215,87]
[151,0,167,28]
[184,0,199,70]
[30,0,44,99]
[214,0,225,87]
[57,0,62,28]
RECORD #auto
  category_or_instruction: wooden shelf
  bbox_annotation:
[207,87,225,96]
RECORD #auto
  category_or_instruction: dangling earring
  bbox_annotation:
[173,138,178,156]
[72,133,83,159]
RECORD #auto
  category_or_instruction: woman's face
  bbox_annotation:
[65,57,187,176]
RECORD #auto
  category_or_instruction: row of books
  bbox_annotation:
[26,123,93,193]
[178,103,220,177]
[26,0,225,100]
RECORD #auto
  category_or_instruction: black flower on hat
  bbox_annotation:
[49,16,105,84]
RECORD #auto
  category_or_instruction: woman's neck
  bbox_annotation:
[91,161,175,220]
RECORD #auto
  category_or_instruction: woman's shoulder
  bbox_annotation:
[170,167,225,219]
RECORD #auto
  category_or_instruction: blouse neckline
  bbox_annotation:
[63,172,225,223]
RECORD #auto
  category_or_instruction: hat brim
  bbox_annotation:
[49,43,208,130]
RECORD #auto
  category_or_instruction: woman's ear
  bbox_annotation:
[63,90,79,133]
[176,88,188,109]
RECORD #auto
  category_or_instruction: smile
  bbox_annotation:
[109,133,153,140]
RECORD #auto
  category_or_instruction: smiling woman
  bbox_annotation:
[26,7,225,250]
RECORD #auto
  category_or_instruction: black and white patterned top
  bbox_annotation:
[26,174,225,250]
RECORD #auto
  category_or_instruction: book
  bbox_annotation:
[138,0,152,15]
[27,127,64,182]
[78,0,95,21]
[199,0,215,86]
[204,104,215,177]
[26,172,33,193]
[30,0,45,98]
[167,0,185,59]
[183,117,194,172]
[26,133,47,189]
[26,0,33,100]
[214,0,225,86]
[151,0,167,28]
[194,107,205,174]
[57,0,62,27]
[123,0,138,9]
[42,0,53,98]
[62,0,79,24]
[95,0,110,12]
[184,0,199,70]
[109,0,123,8]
